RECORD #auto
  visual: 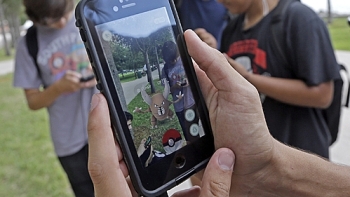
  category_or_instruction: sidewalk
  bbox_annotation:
[0,59,14,76]
[330,50,350,166]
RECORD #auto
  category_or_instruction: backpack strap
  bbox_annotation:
[25,25,41,79]
[340,64,350,107]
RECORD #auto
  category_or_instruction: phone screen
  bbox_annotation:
[78,0,214,194]
[94,5,207,168]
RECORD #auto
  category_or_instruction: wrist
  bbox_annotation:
[50,81,64,95]
[253,140,288,197]
[259,141,350,197]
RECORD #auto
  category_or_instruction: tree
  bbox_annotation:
[3,0,22,47]
[118,26,173,93]
[0,0,22,56]
[327,0,332,24]
[0,3,11,56]
[100,33,128,111]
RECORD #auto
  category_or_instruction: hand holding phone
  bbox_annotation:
[87,93,234,197]
[76,0,214,196]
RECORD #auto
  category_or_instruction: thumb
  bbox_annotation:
[200,148,235,197]
[88,93,132,197]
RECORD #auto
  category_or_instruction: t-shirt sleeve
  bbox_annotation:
[285,3,340,86]
[13,37,42,89]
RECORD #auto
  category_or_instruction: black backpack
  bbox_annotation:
[25,25,49,89]
[25,26,41,77]
[228,0,350,144]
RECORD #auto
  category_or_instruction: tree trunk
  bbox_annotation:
[144,51,155,93]
[101,38,128,110]
[327,0,332,24]
[0,4,11,56]
[9,13,21,47]
[155,46,161,80]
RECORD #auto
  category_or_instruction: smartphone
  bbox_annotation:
[80,74,95,82]
[75,0,214,196]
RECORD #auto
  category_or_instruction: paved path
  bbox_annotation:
[330,50,350,166]
[2,51,350,194]
[0,59,14,76]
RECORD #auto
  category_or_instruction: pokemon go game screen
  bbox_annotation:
[95,7,205,167]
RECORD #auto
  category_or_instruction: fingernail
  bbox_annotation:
[218,151,234,171]
[90,94,99,111]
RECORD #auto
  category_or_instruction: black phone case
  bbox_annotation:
[75,0,214,196]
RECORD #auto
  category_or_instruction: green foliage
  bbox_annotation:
[110,26,173,73]
[2,0,22,14]
[0,74,74,197]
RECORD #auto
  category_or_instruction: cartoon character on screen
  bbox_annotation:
[134,79,184,128]
[137,129,184,167]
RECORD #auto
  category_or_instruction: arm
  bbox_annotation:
[224,54,333,108]
[246,73,333,108]
[184,29,350,197]
[25,70,93,110]
[263,141,350,197]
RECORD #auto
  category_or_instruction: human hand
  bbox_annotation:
[88,93,235,197]
[80,66,97,88]
[88,93,136,197]
[223,53,252,80]
[184,29,276,196]
[55,70,86,94]
[175,91,184,100]
[80,78,97,88]
[194,28,218,49]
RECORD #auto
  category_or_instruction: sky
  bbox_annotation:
[97,7,171,38]
[302,0,350,14]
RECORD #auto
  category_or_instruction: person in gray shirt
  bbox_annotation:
[13,0,96,196]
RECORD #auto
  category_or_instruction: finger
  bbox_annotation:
[88,93,132,197]
[66,70,82,79]
[194,27,207,34]
[190,60,214,104]
[184,30,247,92]
[194,29,216,48]
[126,177,139,197]
[64,70,81,84]
[171,186,201,197]
[200,148,234,197]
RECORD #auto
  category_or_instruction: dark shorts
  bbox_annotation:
[58,144,94,197]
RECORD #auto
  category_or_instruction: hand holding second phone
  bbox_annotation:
[55,70,95,93]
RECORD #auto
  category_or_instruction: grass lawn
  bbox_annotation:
[127,80,183,152]
[0,74,74,197]
[0,48,15,61]
[327,17,350,51]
